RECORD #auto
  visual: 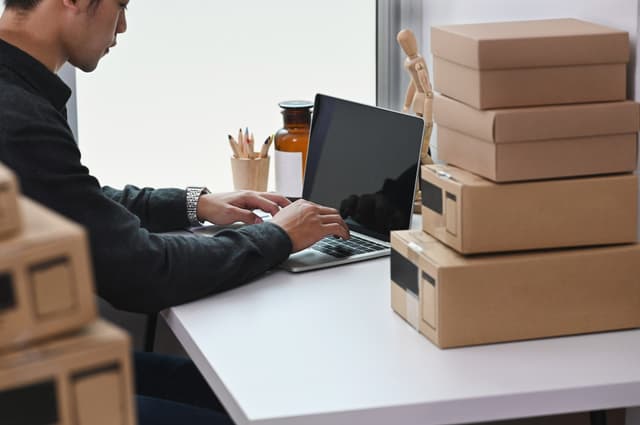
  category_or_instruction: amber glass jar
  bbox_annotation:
[274,100,313,198]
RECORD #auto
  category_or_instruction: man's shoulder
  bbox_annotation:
[0,67,68,137]
[0,67,59,115]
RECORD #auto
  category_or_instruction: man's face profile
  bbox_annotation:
[65,0,128,72]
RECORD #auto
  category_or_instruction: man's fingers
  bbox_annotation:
[260,192,291,208]
[232,208,262,224]
[241,194,281,216]
[320,214,350,237]
[322,223,350,240]
[320,213,343,223]
[314,205,340,215]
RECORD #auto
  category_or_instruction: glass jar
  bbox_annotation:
[274,100,313,198]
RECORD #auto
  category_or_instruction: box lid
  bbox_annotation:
[431,18,629,70]
[0,320,127,368]
[0,163,21,238]
[423,163,490,188]
[434,94,640,143]
[0,163,17,187]
[391,230,463,269]
[393,227,640,270]
[0,197,84,251]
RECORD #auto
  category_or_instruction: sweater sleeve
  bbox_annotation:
[102,185,190,232]
[0,97,293,313]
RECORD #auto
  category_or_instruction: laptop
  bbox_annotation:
[281,94,424,272]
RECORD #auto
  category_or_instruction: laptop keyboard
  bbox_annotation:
[311,235,387,258]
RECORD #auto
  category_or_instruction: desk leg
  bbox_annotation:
[590,410,607,425]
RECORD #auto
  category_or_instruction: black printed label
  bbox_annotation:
[391,249,419,295]
[422,271,436,287]
[0,380,58,425]
[421,179,443,214]
[0,272,15,312]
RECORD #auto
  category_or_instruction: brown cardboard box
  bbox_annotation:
[431,19,629,109]
[434,94,639,182]
[0,197,96,352]
[390,230,640,348]
[0,164,21,240]
[391,230,640,348]
[0,320,136,425]
[421,164,637,254]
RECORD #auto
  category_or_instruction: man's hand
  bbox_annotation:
[197,191,290,225]
[270,199,350,252]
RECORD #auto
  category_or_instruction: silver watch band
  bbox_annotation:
[186,186,210,226]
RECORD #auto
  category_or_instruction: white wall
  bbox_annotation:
[76,1,375,191]
[58,63,77,140]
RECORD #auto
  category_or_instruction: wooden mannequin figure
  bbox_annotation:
[397,29,434,210]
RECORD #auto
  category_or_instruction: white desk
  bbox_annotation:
[164,256,640,425]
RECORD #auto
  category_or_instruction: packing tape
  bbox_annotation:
[407,241,422,263]
[430,167,458,182]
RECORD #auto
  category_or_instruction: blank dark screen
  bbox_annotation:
[303,94,424,241]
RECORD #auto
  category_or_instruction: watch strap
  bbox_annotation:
[186,186,210,226]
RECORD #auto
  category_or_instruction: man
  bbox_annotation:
[0,0,349,423]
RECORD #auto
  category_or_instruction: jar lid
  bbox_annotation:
[278,100,314,110]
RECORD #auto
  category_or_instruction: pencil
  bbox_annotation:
[228,134,240,158]
[249,131,255,155]
[244,138,252,158]
[260,135,273,158]
[244,127,251,156]
[238,128,245,158]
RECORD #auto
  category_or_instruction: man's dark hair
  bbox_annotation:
[4,0,101,11]
[4,0,41,9]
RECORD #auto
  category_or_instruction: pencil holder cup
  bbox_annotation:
[230,156,270,192]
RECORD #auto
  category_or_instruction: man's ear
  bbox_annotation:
[61,0,82,13]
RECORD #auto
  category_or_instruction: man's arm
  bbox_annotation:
[1,102,292,313]
[102,185,190,232]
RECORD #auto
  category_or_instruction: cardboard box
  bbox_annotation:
[390,230,640,348]
[0,197,96,352]
[0,320,136,425]
[421,164,637,254]
[0,164,21,240]
[434,94,639,182]
[431,19,629,109]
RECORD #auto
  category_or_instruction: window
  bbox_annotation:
[76,1,376,190]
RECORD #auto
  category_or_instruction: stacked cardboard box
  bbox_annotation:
[0,163,137,424]
[391,19,640,350]
[431,19,629,109]
[0,165,21,239]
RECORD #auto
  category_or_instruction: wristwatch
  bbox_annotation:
[186,186,211,226]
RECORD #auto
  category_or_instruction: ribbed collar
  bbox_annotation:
[0,38,71,111]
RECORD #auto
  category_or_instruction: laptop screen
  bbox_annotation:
[303,94,424,242]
